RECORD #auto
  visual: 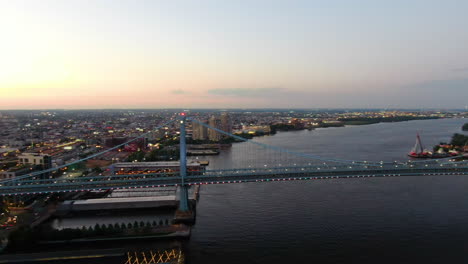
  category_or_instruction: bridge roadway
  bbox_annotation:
[1,163,468,196]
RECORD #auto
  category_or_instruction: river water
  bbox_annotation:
[188,118,468,264]
[25,118,468,263]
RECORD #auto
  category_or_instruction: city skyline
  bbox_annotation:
[1,0,468,109]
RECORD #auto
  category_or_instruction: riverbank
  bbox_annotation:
[3,222,190,253]
[38,226,190,244]
[219,117,446,143]
[0,248,124,263]
[429,123,468,158]
[0,246,183,263]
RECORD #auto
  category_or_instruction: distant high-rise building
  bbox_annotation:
[192,121,208,140]
[208,115,222,142]
[220,112,232,136]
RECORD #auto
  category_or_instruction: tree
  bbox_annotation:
[92,167,103,174]
[146,148,180,161]
[107,224,114,233]
[127,151,146,162]
[450,133,468,146]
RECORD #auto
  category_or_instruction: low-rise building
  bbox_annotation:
[0,166,31,179]
[18,153,52,168]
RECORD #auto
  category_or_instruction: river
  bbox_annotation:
[189,118,468,264]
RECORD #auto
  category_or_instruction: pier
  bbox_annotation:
[56,196,178,214]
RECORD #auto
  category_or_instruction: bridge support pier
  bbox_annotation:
[174,185,195,224]
[174,113,195,224]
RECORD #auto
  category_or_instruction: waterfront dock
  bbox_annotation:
[187,150,219,156]
[56,196,177,214]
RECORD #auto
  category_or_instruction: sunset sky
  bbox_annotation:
[0,0,467,109]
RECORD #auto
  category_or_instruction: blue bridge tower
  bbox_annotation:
[175,113,194,223]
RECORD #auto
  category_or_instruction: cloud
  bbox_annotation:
[171,89,189,95]
[406,78,468,92]
[452,67,468,72]
[207,87,284,97]
[377,77,468,108]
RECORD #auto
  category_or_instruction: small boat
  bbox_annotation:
[196,160,210,166]
[408,133,432,158]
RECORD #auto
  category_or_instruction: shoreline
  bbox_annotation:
[253,117,463,137]
[38,228,190,244]
[0,248,126,263]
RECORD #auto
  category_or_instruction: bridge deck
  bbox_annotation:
[1,164,467,196]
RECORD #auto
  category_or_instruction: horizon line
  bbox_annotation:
[0,107,467,111]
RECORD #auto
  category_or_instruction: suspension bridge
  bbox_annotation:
[1,113,467,215]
